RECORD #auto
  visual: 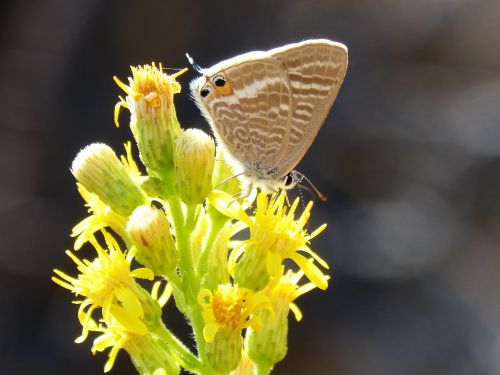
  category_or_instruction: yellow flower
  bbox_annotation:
[114,63,187,174]
[247,270,322,367]
[114,62,185,127]
[268,270,320,322]
[71,184,123,250]
[198,284,270,343]
[209,191,329,290]
[52,230,155,344]
[199,284,271,372]
[91,315,179,374]
[86,281,174,373]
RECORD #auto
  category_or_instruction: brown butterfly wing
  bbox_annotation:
[203,58,293,174]
[269,40,348,175]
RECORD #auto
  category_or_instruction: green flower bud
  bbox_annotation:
[200,222,231,290]
[248,308,287,368]
[126,331,180,375]
[174,129,215,205]
[139,176,166,199]
[235,244,269,292]
[229,354,256,375]
[248,274,303,368]
[127,205,177,276]
[206,328,243,373]
[71,143,145,216]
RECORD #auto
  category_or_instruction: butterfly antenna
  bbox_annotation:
[296,183,306,210]
[185,53,204,74]
[294,171,327,202]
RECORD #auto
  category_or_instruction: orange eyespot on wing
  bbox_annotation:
[214,81,233,96]
[211,73,234,96]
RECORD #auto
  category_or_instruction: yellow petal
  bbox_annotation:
[208,191,252,226]
[290,302,303,322]
[203,322,220,342]
[246,293,272,314]
[309,223,327,239]
[299,246,329,269]
[290,253,328,290]
[114,286,143,319]
[198,289,213,306]
[131,267,155,280]
[109,304,148,335]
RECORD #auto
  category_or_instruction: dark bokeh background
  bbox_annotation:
[2,1,500,374]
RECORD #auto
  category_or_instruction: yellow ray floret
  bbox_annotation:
[209,190,329,290]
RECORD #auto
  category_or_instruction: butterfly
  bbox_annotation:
[189,39,348,197]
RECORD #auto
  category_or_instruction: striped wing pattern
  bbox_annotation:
[192,39,348,187]
[206,59,292,173]
[270,41,348,175]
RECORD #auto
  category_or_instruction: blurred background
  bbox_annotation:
[1,0,500,374]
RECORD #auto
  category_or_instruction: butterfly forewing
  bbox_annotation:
[269,40,348,175]
[204,59,292,173]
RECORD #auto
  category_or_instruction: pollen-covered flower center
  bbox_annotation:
[211,286,248,329]
[127,63,179,108]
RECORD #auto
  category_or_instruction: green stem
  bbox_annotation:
[167,197,212,373]
[168,196,197,301]
[196,218,225,277]
[165,271,183,292]
[185,204,200,233]
[154,324,201,373]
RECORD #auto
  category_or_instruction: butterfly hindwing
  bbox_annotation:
[270,40,348,175]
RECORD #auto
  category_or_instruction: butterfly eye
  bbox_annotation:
[213,74,226,87]
[200,85,211,98]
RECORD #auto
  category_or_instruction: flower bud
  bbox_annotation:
[212,150,241,196]
[247,308,287,368]
[248,275,300,368]
[174,129,215,205]
[201,222,231,290]
[115,63,184,175]
[125,331,180,375]
[234,244,269,292]
[71,143,145,216]
[230,354,256,375]
[127,205,177,276]
[206,328,243,373]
